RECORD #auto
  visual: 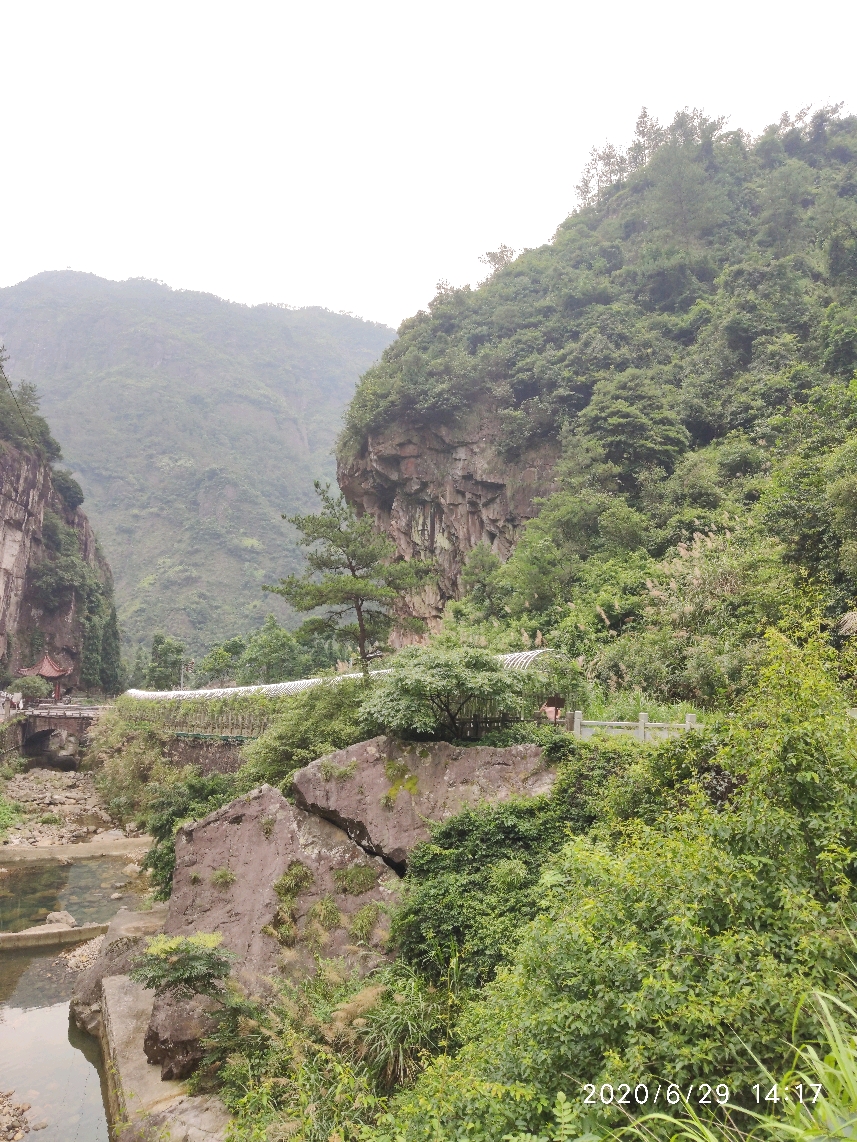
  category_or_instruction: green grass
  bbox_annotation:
[0,795,22,836]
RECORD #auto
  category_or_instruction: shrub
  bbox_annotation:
[14,675,51,700]
[129,933,234,998]
[211,867,236,889]
[141,771,237,899]
[236,676,370,792]
[360,642,525,738]
[0,796,21,837]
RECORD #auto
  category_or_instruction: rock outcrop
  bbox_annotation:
[71,903,169,1036]
[292,735,553,871]
[337,416,559,624]
[0,440,113,689]
[146,783,398,1078]
[119,739,555,1083]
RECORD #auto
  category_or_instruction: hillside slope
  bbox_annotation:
[0,273,394,653]
[340,106,857,709]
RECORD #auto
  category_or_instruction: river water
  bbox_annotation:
[0,856,145,1140]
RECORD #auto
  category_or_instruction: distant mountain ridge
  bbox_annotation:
[0,272,395,654]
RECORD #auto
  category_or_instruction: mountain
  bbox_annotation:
[340,106,857,705]
[0,272,395,655]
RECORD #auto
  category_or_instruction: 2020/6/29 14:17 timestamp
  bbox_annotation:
[582,1083,824,1107]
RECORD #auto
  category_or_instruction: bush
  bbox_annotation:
[142,771,237,899]
[237,676,370,791]
[13,675,51,700]
[129,933,234,998]
[360,642,525,739]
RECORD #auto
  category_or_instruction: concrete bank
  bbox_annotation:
[101,975,230,1141]
[0,835,152,863]
[0,920,108,950]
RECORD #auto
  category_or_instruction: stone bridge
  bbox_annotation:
[13,705,106,768]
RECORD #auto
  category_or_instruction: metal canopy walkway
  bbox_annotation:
[124,649,555,703]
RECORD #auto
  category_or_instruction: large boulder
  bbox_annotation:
[71,903,168,1035]
[146,783,397,1078]
[144,992,219,1080]
[292,736,552,870]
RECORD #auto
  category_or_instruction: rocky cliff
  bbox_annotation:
[0,441,116,692]
[337,413,558,625]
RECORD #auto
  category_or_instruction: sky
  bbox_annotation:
[2,0,856,330]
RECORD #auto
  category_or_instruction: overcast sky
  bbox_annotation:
[3,0,855,329]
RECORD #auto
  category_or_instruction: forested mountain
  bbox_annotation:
[343,105,857,707]
[0,273,394,654]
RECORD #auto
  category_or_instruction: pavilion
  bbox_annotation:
[17,654,73,701]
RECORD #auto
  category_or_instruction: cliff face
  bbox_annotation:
[0,442,113,691]
[338,413,558,625]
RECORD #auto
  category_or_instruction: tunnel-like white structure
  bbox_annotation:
[125,649,555,702]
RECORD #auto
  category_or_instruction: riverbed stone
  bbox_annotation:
[291,735,552,870]
[45,910,77,927]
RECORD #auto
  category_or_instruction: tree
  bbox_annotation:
[265,483,433,671]
[194,615,343,687]
[145,634,185,690]
[360,643,524,738]
[578,370,690,483]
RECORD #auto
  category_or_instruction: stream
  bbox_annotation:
[0,856,145,1140]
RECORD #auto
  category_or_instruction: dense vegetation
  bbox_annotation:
[341,106,857,710]
[111,637,857,1142]
[0,354,60,460]
[0,272,394,655]
[83,105,857,1141]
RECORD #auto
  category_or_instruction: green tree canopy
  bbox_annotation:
[361,643,524,738]
[265,482,433,670]
[145,634,185,690]
[194,615,342,686]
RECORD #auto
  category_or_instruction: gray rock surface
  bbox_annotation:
[147,784,398,1077]
[71,903,168,1035]
[144,992,218,1080]
[292,736,552,869]
[101,975,230,1141]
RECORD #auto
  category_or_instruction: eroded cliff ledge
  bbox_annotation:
[338,414,559,624]
[0,441,113,690]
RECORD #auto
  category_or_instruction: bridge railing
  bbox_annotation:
[569,710,699,741]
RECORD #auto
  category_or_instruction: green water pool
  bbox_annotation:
[0,856,148,1139]
[0,856,143,932]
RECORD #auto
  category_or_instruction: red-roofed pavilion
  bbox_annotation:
[18,654,72,701]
